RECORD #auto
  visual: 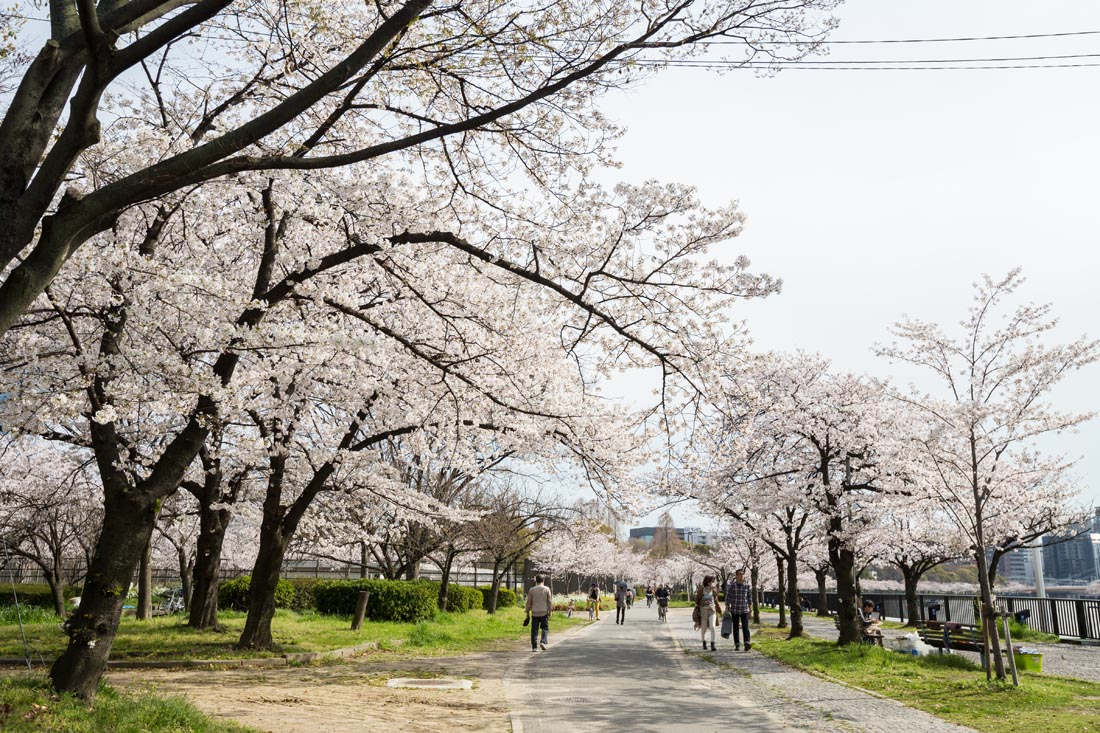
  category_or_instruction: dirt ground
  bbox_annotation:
[108,652,517,733]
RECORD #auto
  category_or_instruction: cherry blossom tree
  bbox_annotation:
[879,509,965,626]
[0,439,100,615]
[878,270,1097,679]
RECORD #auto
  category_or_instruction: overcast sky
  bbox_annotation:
[602,0,1100,528]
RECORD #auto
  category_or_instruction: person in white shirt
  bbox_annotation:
[525,575,553,651]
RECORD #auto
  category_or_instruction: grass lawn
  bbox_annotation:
[747,624,1100,733]
[0,607,590,661]
[0,676,255,732]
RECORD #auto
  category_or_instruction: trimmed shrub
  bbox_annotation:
[477,585,517,609]
[217,575,296,611]
[286,578,325,612]
[314,579,436,622]
[0,584,76,610]
[444,584,483,613]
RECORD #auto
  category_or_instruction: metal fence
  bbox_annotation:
[761,589,1100,641]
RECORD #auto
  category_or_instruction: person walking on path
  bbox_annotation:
[587,583,601,620]
[526,575,553,651]
[724,569,752,651]
[615,584,629,625]
[694,575,722,651]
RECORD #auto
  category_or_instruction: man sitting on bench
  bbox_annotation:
[859,600,883,641]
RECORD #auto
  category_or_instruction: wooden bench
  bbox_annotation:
[915,621,1011,664]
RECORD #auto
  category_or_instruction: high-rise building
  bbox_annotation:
[1041,509,1100,584]
[996,546,1036,585]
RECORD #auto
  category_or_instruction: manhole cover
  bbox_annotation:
[547,696,610,705]
[386,677,473,690]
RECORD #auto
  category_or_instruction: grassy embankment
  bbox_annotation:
[0,606,589,661]
[744,623,1100,733]
[0,676,256,733]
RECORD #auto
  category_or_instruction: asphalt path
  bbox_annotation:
[507,606,973,733]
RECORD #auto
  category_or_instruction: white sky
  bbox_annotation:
[602,0,1100,527]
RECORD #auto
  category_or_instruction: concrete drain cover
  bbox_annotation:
[547,696,610,705]
[386,678,473,690]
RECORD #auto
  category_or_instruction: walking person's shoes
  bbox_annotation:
[532,647,537,652]
[540,643,547,650]
[702,641,707,649]
[744,643,752,651]
[710,642,716,651]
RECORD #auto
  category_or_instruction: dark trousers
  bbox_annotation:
[616,604,626,624]
[732,611,750,645]
[530,614,549,648]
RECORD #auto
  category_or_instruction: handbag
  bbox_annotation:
[523,613,530,627]
[691,604,701,629]
[721,611,733,639]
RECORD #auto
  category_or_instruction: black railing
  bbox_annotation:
[760,590,1100,641]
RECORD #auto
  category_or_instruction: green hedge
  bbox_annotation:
[443,583,483,613]
[314,579,436,622]
[0,584,77,610]
[285,578,325,612]
[477,585,517,609]
[217,575,296,611]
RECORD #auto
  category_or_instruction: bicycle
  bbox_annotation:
[657,598,668,622]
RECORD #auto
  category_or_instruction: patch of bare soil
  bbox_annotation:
[109,652,516,733]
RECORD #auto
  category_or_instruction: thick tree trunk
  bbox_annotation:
[902,567,920,626]
[786,548,803,638]
[359,541,368,579]
[49,489,158,698]
[830,535,860,646]
[750,564,760,624]
[136,535,153,620]
[775,555,787,629]
[814,568,830,617]
[188,506,230,629]
[237,524,287,650]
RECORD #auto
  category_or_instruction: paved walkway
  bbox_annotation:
[789,613,1100,683]
[507,607,972,732]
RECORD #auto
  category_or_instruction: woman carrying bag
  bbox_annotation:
[694,576,722,651]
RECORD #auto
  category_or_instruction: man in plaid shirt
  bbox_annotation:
[724,569,752,651]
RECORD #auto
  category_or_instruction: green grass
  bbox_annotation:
[747,625,1100,732]
[0,676,255,732]
[0,607,589,661]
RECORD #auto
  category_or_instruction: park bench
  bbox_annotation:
[152,587,185,617]
[915,620,1012,665]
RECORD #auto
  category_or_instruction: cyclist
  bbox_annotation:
[655,584,670,622]
[645,584,655,608]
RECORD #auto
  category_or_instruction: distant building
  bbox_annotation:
[996,546,1036,586]
[629,526,714,547]
[1042,509,1100,584]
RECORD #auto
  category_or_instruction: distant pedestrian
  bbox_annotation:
[724,569,752,651]
[694,575,722,651]
[615,584,629,624]
[626,587,634,609]
[588,583,601,620]
[645,584,655,608]
[566,598,575,617]
[525,575,552,651]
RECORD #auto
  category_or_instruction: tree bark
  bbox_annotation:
[188,506,230,629]
[487,560,502,614]
[48,488,158,698]
[785,547,803,638]
[902,567,920,626]
[136,534,153,620]
[975,546,1006,679]
[236,523,287,650]
[437,549,457,611]
[814,568,830,617]
[775,555,787,629]
[177,545,193,612]
[830,534,860,646]
[750,564,760,625]
[359,541,368,579]
[43,564,67,618]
